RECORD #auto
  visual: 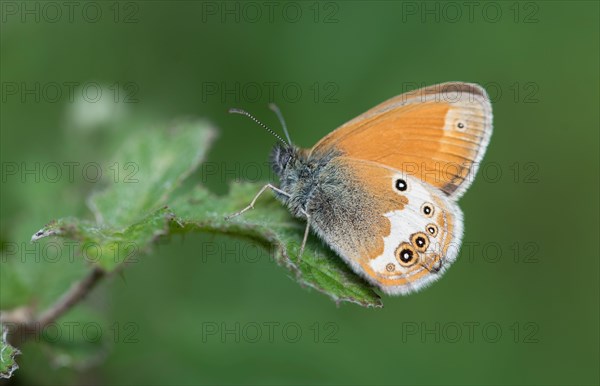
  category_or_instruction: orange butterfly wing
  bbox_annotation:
[310,82,493,198]
[305,157,463,295]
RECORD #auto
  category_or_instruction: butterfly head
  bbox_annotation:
[269,143,311,185]
[270,142,295,177]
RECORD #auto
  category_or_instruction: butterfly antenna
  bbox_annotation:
[268,103,292,145]
[229,108,289,147]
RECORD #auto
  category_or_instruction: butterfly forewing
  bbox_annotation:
[310,82,493,199]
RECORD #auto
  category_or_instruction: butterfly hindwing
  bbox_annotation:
[310,82,493,199]
[307,157,463,295]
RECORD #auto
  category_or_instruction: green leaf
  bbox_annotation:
[31,120,216,271]
[88,120,217,228]
[169,183,383,308]
[30,121,382,307]
[0,325,20,379]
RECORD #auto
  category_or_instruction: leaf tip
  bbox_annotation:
[30,221,61,242]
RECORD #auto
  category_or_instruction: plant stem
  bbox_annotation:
[1,267,106,345]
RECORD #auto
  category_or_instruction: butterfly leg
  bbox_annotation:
[224,183,290,220]
[297,209,311,261]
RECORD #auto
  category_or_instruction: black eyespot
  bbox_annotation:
[411,232,430,252]
[395,243,419,267]
[400,249,413,262]
[421,203,434,217]
[426,224,438,237]
[395,178,407,191]
[457,122,465,129]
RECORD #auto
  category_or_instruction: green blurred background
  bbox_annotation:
[1,1,599,384]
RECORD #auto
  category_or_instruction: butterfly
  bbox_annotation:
[227,82,493,295]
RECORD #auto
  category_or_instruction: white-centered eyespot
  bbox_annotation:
[426,223,439,237]
[395,242,419,267]
[411,232,430,252]
[395,178,407,192]
[421,203,434,217]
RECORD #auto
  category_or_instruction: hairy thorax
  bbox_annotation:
[270,144,340,218]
